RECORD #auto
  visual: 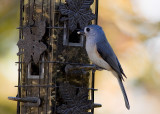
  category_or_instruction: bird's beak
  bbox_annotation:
[77,30,85,35]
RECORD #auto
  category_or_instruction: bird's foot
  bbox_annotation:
[92,64,104,71]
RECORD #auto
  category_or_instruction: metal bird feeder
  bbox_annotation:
[8,0,100,113]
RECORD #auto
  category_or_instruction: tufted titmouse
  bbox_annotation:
[78,25,130,110]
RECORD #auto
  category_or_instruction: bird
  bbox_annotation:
[77,24,130,110]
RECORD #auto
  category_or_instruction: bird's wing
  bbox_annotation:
[96,40,126,80]
[116,57,126,78]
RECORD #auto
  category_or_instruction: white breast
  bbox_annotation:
[86,39,111,71]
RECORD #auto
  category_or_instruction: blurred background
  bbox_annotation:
[0,0,160,114]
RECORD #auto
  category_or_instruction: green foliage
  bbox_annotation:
[0,1,18,113]
[0,0,19,56]
[0,103,16,114]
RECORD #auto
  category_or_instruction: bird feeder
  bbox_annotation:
[8,0,100,114]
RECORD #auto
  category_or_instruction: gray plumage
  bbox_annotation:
[81,25,130,110]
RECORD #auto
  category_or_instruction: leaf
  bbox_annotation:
[36,19,46,37]
[57,104,68,114]
[60,17,69,22]
[59,0,96,31]
[81,0,94,9]
[68,17,77,32]
[59,4,70,15]
[59,83,76,104]
[33,41,47,64]
[17,19,47,64]
[57,83,93,114]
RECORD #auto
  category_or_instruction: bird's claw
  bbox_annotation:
[92,64,104,71]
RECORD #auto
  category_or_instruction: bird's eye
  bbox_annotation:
[86,28,90,32]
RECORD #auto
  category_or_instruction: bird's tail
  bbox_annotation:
[117,77,130,110]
